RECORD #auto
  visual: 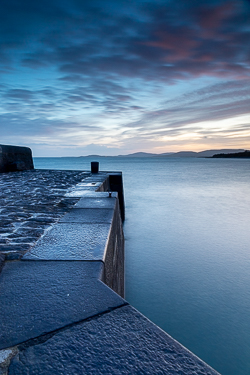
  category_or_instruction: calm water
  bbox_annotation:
[34,157,250,375]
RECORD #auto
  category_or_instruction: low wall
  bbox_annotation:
[0,163,220,374]
[0,144,34,173]
[101,196,124,296]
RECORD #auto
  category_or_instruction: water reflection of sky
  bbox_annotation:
[123,158,250,375]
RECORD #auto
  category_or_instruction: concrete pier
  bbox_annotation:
[0,167,220,374]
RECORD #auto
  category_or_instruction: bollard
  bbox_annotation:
[91,161,99,173]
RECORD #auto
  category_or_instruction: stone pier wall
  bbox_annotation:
[0,145,34,173]
[0,167,220,375]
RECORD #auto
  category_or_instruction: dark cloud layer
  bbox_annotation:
[1,0,249,80]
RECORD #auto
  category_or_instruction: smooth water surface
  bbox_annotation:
[34,157,250,375]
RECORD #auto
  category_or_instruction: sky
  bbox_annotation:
[0,0,250,156]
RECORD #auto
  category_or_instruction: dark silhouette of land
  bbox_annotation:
[212,150,250,158]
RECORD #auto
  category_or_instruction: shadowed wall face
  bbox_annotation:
[0,145,34,173]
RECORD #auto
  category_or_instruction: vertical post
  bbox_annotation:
[91,161,99,173]
[108,173,125,221]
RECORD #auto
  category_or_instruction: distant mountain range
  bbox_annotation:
[118,149,246,158]
[79,149,246,158]
[118,149,245,158]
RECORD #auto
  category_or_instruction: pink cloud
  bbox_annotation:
[196,1,236,37]
[144,26,199,63]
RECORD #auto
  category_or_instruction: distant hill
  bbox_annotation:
[157,149,245,157]
[212,150,250,158]
[78,154,103,158]
[159,151,197,158]
[118,152,158,157]
[196,149,244,157]
[78,149,246,158]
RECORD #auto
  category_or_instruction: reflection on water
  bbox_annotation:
[34,157,250,375]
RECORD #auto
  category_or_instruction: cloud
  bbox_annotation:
[0,0,249,155]
[4,89,34,101]
[117,79,250,138]
[1,0,248,80]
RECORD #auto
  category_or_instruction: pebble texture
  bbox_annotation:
[9,305,220,375]
[0,169,89,259]
[0,261,125,349]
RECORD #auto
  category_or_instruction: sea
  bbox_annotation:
[34,156,250,375]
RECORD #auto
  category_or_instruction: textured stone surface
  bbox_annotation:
[76,182,102,187]
[67,191,117,198]
[66,176,109,195]
[65,185,105,196]
[0,169,90,259]
[0,261,125,349]
[59,208,114,224]
[65,188,97,197]
[8,305,220,375]
[23,223,111,260]
[65,175,110,198]
[74,195,117,209]
[84,175,110,182]
[0,168,218,374]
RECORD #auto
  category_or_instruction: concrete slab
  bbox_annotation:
[74,196,117,209]
[76,182,102,187]
[65,188,98,197]
[59,208,114,224]
[84,177,109,182]
[0,261,126,349]
[8,305,220,375]
[23,223,111,260]
[67,191,118,199]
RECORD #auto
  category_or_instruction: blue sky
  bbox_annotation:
[0,0,249,156]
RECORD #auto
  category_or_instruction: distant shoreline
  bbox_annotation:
[211,150,250,158]
[33,148,249,159]
[77,148,246,158]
